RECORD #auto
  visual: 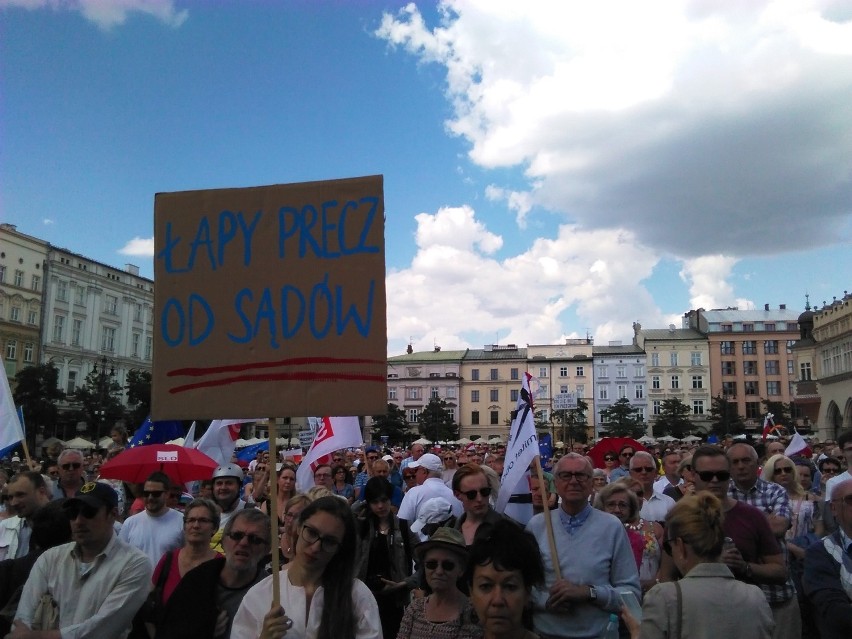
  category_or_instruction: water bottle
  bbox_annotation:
[600,613,619,639]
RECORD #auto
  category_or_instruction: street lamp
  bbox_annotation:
[92,356,115,442]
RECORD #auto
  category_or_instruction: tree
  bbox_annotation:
[125,369,152,428]
[74,367,125,440]
[552,399,591,444]
[371,403,410,446]
[13,363,64,448]
[709,395,744,436]
[599,398,645,438]
[653,398,693,439]
[417,398,459,443]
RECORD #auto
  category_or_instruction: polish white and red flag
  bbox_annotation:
[761,413,776,441]
[296,416,363,492]
[195,419,259,466]
[784,431,812,458]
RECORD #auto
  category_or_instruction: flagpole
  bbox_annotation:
[18,409,34,469]
[533,455,562,581]
[268,418,280,608]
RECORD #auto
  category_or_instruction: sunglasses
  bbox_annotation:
[773,466,794,475]
[61,463,82,470]
[143,490,164,498]
[424,559,457,572]
[696,470,731,482]
[604,456,616,462]
[555,471,590,482]
[227,531,268,546]
[461,487,492,500]
[621,452,634,458]
[66,503,100,519]
[631,466,656,474]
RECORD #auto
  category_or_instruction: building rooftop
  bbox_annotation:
[388,349,468,363]
[593,345,645,355]
[463,347,528,361]
[639,328,706,341]
[698,308,802,324]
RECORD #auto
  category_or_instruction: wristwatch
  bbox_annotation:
[588,585,598,602]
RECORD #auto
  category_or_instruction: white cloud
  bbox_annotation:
[119,236,154,256]
[42,218,54,225]
[387,204,672,353]
[0,0,188,30]
[377,1,852,258]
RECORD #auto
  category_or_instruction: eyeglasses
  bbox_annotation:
[66,503,100,519]
[555,471,591,483]
[61,463,82,470]
[773,466,794,475]
[332,457,343,463]
[48,471,60,477]
[300,525,341,552]
[620,452,634,458]
[143,490,164,498]
[461,487,492,500]
[696,470,731,482]
[424,559,457,572]
[604,456,617,462]
[822,467,840,475]
[367,455,379,461]
[605,501,630,510]
[255,466,267,472]
[631,466,656,474]
[184,517,214,525]
[226,531,268,546]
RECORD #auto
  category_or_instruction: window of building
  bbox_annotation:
[471,411,480,425]
[538,367,547,378]
[53,315,65,342]
[511,389,519,402]
[13,270,23,287]
[744,361,757,375]
[652,401,661,415]
[56,281,68,302]
[471,369,480,381]
[75,286,85,306]
[388,387,397,400]
[407,409,420,423]
[26,309,37,325]
[490,411,499,425]
[576,366,585,377]
[490,389,499,402]
[692,375,703,389]
[744,381,758,395]
[431,386,440,399]
[616,366,626,378]
[132,332,141,357]
[786,323,798,331]
[745,402,761,419]
[102,326,116,352]
[743,323,754,332]
[134,303,143,322]
[765,360,780,375]
[786,340,796,354]
[742,341,756,355]
[0,265,5,282]
[800,363,812,381]
[72,319,82,346]
[597,366,609,379]
[576,384,585,398]
[766,381,781,396]
[617,384,627,399]
[787,360,794,375]
[764,340,779,355]
[721,361,735,375]
[671,375,680,389]
[651,353,660,367]
[66,371,77,396]
[691,352,702,366]
[765,323,776,332]
[446,387,456,399]
[104,295,118,315]
[670,352,679,366]
[5,340,17,360]
[722,381,737,397]
[559,366,568,377]
[635,384,644,399]
[560,384,569,394]
[721,324,733,332]
[720,341,735,355]
[634,365,644,377]
[511,368,519,380]
[9,306,20,322]
[693,400,704,415]
[23,342,33,363]
[652,375,661,389]
[471,390,480,403]
[539,384,548,398]
[145,336,152,359]
[490,368,499,381]
[31,275,40,292]
[407,387,421,400]
[599,386,608,400]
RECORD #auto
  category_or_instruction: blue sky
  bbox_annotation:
[2,0,850,356]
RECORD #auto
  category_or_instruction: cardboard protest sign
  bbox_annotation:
[152,175,387,419]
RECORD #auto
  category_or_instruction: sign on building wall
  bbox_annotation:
[152,175,387,419]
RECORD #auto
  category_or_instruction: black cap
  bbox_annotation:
[64,481,118,512]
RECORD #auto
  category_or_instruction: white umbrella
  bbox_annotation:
[64,436,95,449]
[657,435,678,442]
[487,437,505,444]
[413,437,432,445]
[682,435,701,442]
[98,436,114,449]
[554,441,565,448]
[638,435,657,444]
[455,437,472,445]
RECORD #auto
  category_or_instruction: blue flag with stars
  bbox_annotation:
[538,433,554,470]
[235,440,269,462]
[128,416,185,448]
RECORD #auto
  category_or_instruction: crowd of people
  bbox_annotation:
[0,428,850,639]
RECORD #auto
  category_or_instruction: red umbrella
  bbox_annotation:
[98,444,218,484]
[587,437,648,469]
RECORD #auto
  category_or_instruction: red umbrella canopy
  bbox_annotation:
[98,444,218,485]
[587,437,649,469]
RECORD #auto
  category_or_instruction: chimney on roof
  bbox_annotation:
[780,304,786,310]
[764,303,770,311]
[434,346,441,352]
[407,344,413,354]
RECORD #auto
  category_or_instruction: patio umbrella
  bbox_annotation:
[587,437,648,469]
[64,436,95,449]
[98,444,218,484]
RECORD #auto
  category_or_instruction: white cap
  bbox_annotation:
[411,497,454,534]
[408,453,443,473]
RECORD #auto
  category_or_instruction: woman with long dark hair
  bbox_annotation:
[231,496,380,639]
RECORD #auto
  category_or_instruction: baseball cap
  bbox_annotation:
[365,445,379,454]
[381,454,394,462]
[409,453,443,473]
[411,497,454,535]
[65,481,118,511]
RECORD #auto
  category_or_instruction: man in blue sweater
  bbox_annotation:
[526,453,640,639]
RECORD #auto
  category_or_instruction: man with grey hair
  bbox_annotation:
[52,449,86,500]
[157,508,270,639]
[629,451,675,523]
[397,453,462,538]
[526,453,639,638]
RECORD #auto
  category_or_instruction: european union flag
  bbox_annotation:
[235,440,269,462]
[538,433,554,470]
[128,416,185,448]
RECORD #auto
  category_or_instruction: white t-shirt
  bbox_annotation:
[231,569,381,639]
[397,477,463,536]
[118,507,184,567]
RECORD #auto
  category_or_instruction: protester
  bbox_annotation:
[602,452,618,481]
[662,454,695,503]
[51,449,86,499]
[526,453,640,638]
[231,496,381,639]
[13,482,151,638]
[636,493,774,639]
[397,527,480,639]
[402,467,417,492]
[242,458,269,505]
[398,454,462,540]
[630,451,676,525]
[257,461,299,536]
[211,463,248,534]
[465,519,544,639]
[0,471,51,560]
[451,463,506,546]
[595,480,662,594]
[609,445,635,482]
[653,450,682,494]
[312,464,335,491]
[119,471,185,568]
[333,465,356,504]
[353,447,381,500]
[354,477,419,639]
